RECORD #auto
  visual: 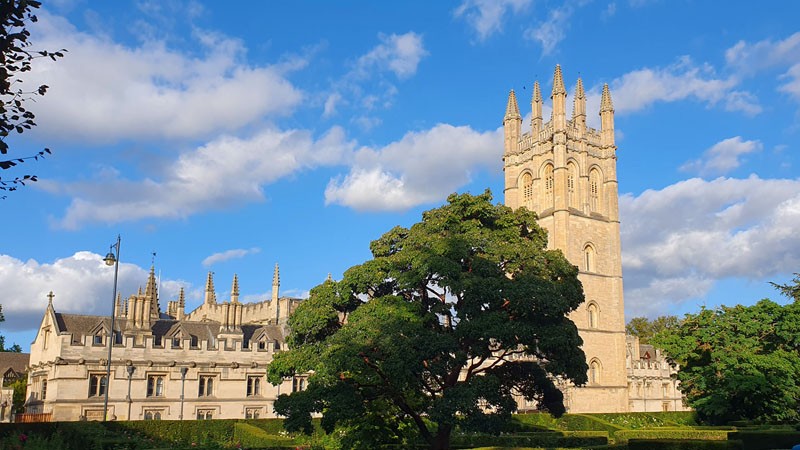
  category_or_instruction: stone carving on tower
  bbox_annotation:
[503,65,628,412]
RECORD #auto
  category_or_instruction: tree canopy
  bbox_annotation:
[0,0,65,198]
[652,279,800,424]
[0,304,22,352]
[625,315,678,344]
[268,191,588,450]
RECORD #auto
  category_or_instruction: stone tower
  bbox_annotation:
[503,65,628,412]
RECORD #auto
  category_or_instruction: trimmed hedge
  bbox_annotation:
[450,431,608,448]
[592,412,698,428]
[628,439,743,450]
[615,429,730,443]
[728,430,800,450]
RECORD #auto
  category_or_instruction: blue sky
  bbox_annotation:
[2,0,800,349]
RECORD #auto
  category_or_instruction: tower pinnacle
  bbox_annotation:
[531,81,543,134]
[551,64,566,97]
[504,89,521,120]
[600,83,614,112]
[271,263,280,302]
[204,271,216,304]
[231,274,240,303]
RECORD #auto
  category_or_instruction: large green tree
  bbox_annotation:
[625,315,678,344]
[268,191,588,450]
[652,281,800,424]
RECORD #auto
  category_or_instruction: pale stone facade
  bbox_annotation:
[626,336,690,412]
[25,265,306,421]
[503,66,683,413]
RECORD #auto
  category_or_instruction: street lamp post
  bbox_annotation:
[102,235,121,422]
[179,367,188,420]
[126,366,135,420]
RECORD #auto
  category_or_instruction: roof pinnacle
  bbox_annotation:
[600,83,614,112]
[551,64,566,97]
[504,90,521,120]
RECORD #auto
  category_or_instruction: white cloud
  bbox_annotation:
[680,136,763,176]
[725,32,800,74]
[779,63,800,101]
[356,32,428,80]
[202,247,261,267]
[523,1,580,55]
[600,57,761,116]
[620,176,800,317]
[24,12,303,143]
[47,126,355,228]
[454,0,532,41]
[323,32,427,119]
[0,252,187,333]
[325,124,502,211]
[725,32,800,103]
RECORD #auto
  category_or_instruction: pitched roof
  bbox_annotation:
[0,352,30,375]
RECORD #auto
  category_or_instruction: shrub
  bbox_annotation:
[592,412,698,428]
[449,431,607,448]
[727,430,800,450]
[628,439,743,450]
[615,429,730,443]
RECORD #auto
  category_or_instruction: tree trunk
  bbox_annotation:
[430,424,452,450]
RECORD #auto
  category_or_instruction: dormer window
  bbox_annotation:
[172,337,182,349]
[190,335,199,348]
[258,341,266,351]
[93,334,104,346]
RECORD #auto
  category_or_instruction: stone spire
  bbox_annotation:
[204,271,216,304]
[271,263,280,303]
[551,65,567,130]
[531,81,543,134]
[504,89,521,120]
[573,77,586,131]
[551,64,566,97]
[176,287,185,320]
[503,90,522,155]
[115,292,124,317]
[231,274,239,303]
[600,83,615,147]
[144,265,159,318]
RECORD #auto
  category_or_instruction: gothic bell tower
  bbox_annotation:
[503,65,628,412]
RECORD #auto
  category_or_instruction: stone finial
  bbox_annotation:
[47,290,55,306]
[573,77,586,126]
[144,266,159,319]
[533,81,542,104]
[231,274,240,303]
[600,83,614,112]
[204,271,216,304]
[326,273,333,282]
[178,287,185,307]
[551,64,566,97]
[504,90,521,120]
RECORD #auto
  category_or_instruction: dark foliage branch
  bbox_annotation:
[0,0,65,197]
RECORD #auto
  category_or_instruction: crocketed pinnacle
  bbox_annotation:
[575,77,585,99]
[551,64,566,96]
[204,271,216,303]
[600,83,614,112]
[231,274,239,303]
[504,89,521,120]
[144,265,157,300]
[178,287,185,308]
[532,81,542,104]
[272,263,280,286]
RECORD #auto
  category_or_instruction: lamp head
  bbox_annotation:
[104,251,116,266]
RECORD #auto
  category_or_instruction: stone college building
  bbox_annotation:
[23,66,685,421]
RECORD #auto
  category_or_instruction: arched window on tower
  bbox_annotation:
[589,359,602,385]
[543,164,554,209]
[567,162,577,209]
[520,172,533,208]
[589,168,601,213]
[588,302,599,329]
[583,244,596,272]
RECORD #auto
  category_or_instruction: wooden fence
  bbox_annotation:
[14,412,52,423]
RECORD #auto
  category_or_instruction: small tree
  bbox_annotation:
[268,191,588,450]
[0,0,65,198]
[0,304,22,352]
[626,315,678,344]
[652,279,800,424]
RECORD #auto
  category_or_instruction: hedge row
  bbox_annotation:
[628,439,743,450]
[592,412,698,428]
[450,431,608,448]
[615,429,730,443]
[728,430,800,450]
